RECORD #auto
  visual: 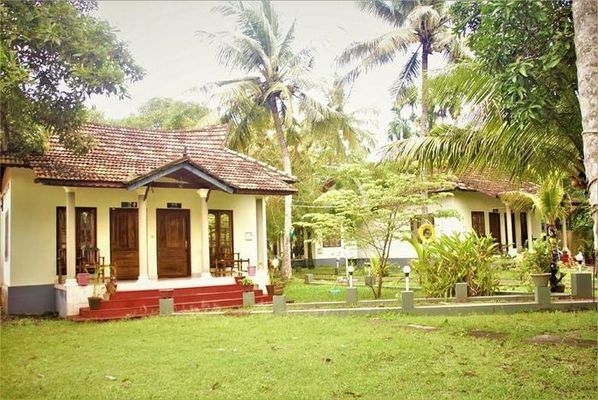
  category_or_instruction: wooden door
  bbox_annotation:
[208,210,234,267]
[110,208,139,280]
[471,211,486,236]
[157,209,190,278]
[489,212,502,244]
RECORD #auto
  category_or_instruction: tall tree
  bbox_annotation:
[572,0,597,270]
[0,0,143,154]
[391,0,596,266]
[115,98,209,130]
[303,160,453,298]
[201,0,334,279]
[338,0,466,135]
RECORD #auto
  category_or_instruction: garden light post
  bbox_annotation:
[335,255,340,276]
[347,264,354,288]
[403,265,411,292]
[575,252,585,272]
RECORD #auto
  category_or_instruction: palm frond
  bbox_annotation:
[390,45,421,98]
[339,28,417,84]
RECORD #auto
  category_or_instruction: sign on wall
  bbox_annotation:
[121,202,138,208]
[167,202,182,209]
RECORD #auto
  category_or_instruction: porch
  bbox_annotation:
[55,183,270,317]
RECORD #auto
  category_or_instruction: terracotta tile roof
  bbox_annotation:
[454,171,537,197]
[8,123,296,194]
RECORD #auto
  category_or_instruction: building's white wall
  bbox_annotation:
[311,190,544,262]
[7,168,260,287]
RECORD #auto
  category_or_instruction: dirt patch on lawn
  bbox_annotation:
[525,335,598,348]
[467,329,508,341]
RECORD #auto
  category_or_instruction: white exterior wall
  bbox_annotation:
[5,168,260,287]
[311,190,543,262]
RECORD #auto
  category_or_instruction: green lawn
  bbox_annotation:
[1,311,596,399]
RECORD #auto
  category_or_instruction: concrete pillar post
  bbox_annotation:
[455,282,468,303]
[197,189,211,277]
[256,197,267,271]
[401,291,414,312]
[64,188,77,285]
[505,205,514,253]
[137,189,149,281]
[499,210,507,252]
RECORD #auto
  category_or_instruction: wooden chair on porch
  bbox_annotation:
[77,246,105,275]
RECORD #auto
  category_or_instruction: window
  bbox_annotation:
[56,207,97,275]
[471,211,485,236]
[322,236,341,248]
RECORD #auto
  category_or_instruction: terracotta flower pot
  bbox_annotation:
[243,285,254,292]
[273,284,284,296]
[76,272,89,286]
[88,296,102,310]
[265,284,274,296]
[530,273,551,287]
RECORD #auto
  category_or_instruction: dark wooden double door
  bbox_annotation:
[111,208,191,279]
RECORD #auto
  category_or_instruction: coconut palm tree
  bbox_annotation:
[200,0,335,279]
[303,78,376,160]
[389,62,584,183]
[338,0,467,135]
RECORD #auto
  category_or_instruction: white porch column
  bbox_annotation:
[197,189,211,277]
[64,188,76,285]
[137,189,150,281]
[505,206,514,253]
[499,210,507,251]
[256,197,267,270]
[526,211,534,251]
[562,216,569,252]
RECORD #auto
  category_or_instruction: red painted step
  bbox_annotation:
[73,284,272,322]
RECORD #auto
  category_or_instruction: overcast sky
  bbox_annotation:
[88,1,445,147]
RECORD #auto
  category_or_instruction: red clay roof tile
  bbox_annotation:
[20,123,296,194]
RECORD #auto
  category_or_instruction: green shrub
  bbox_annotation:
[515,236,556,287]
[410,232,499,298]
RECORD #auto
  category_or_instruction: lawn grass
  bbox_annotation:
[1,311,596,399]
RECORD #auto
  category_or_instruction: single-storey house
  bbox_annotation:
[305,172,549,266]
[0,123,296,316]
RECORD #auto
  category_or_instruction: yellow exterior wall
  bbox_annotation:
[7,168,260,286]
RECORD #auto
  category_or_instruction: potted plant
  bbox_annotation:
[519,237,553,287]
[88,273,105,310]
[266,262,285,295]
[241,277,254,292]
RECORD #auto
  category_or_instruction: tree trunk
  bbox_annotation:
[420,42,430,136]
[270,99,293,280]
[572,0,598,273]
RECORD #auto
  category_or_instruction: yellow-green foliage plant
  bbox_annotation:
[410,231,499,298]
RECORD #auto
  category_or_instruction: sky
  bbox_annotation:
[88,1,445,147]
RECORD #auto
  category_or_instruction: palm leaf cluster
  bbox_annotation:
[389,62,584,183]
